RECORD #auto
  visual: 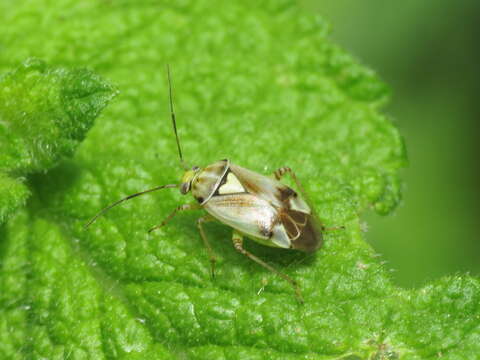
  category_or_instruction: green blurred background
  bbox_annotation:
[302,0,479,287]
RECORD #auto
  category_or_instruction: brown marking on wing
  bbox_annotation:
[240,176,263,196]
[212,194,257,207]
[277,186,297,203]
[280,209,322,252]
[276,186,301,212]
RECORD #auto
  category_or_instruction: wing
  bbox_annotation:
[229,163,311,214]
[203,193,291,249]
[280,209,322,252]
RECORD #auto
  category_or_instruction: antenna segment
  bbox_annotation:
[166,64,186,169]
[84,184,178,229]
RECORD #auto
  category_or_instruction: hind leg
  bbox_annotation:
[232,230,304,304]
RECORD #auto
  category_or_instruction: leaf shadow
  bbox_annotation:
[28,160,83,215]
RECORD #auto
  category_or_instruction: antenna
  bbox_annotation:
[84,183,178,229]
[167,64,186,169]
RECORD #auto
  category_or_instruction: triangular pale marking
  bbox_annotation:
[218,172,245,194]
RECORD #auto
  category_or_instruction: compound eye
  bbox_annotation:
[180,182,190,194]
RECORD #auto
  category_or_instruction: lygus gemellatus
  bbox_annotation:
[86,66,342,303]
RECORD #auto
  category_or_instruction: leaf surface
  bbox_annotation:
[0,1,478,359]
[0,58,116,222]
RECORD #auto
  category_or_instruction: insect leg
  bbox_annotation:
[232,231,304,304]
[197,215,217,278]
[321,225,345,231]
[148,203,200,233]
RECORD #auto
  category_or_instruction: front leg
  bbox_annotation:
[197,215,217,278]
[148,203,200,233]
[232,231,304,304]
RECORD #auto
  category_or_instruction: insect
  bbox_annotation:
[85,66,340,303]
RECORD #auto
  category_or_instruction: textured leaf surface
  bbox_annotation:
[1,1,479,359]
[0,59,116,222]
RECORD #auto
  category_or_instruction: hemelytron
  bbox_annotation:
[85,65,340,303]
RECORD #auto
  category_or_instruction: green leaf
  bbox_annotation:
[0,58,116,223]
[1,1,478,359]
[0,173,29,223]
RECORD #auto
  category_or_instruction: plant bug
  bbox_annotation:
[85,65,341,303]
